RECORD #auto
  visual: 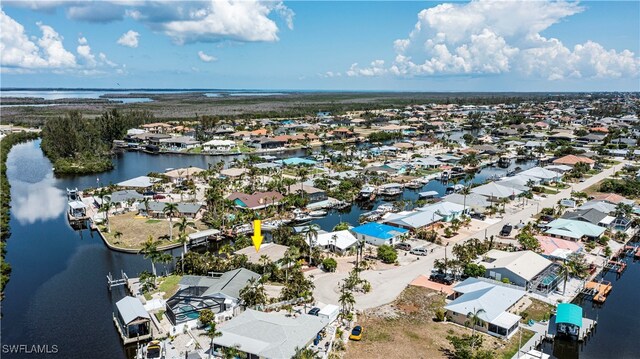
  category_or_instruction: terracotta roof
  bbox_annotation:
[553,155,595,165]
[592,193,628,204]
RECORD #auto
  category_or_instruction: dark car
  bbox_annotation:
[540,215,555,223]
[395,242,412,251]
[500,224,513,237]
[153,194,166,200]
[429,272,454,285]
[471,212,487,220]
[308,307,321,316]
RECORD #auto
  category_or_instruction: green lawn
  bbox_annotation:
[499,329,535,359]
[521,299,555,322]
[144,275,183,300]
[146,219,161,224]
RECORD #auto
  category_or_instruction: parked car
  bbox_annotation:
[349,325,363,341]
[500,224,513,237]
[308,307,320,316]
[539,215,555,223]
[395,242,412,251]
[410,247,429,256]
[429,272,454,285]
[470,212,487,220]
[153,194,166,200]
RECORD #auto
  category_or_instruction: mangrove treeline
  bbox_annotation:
[40,109,154,175]
[1,131,40,299]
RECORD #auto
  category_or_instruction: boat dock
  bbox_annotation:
[581,280,613,303]
[546,315,597,342]
[604,260,627,274]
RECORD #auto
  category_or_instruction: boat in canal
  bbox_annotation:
[357,185,377,201]
[378,183,403,197]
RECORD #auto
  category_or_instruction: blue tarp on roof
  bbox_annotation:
[556,303,582,327]
[351,222,408,240]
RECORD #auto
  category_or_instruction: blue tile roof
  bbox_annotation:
[351,222,409,240]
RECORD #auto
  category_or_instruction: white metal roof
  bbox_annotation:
[116,296,149,324]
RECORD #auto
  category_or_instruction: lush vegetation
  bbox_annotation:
[600,178,640,198]
[377,244,398,264]
[368,131,403,143]
[1,131,41,299]
[40,109,153,174]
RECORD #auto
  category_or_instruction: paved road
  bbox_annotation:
[312,163,624,310]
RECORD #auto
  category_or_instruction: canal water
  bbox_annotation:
[539,243,640,359]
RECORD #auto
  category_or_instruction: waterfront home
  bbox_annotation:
[159,136,201,150]
[141,122,173,133]
[545,165,573,175]
[137,201,204,219]
[350,222,409,246]
[214,309,329,359]
[202,139,238,152]
[477,250,561,294]
[417,201,467,222]
[165,268,261,326]
[164,167,205,184]
[544,218,606,241]
[383,210,443,231]
[552,155,595,168]
[114,296,152,344]
[276,157,318,166]
[109,190,144,211]
[471,182,522,201]
[220,168,248,178]
[591,193,635,206]
[442,193,491,213]
[518,167,562,184]
[535,236,584,261]
[251,137,286,150]
[444,278,524,339]
[117,176,161,190]
[285,183,327,204]
[311,230,359,254]
[234,243,289,267]
[561,208,614,227]
[227,191,284,210]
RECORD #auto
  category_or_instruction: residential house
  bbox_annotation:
[444,278,525,339]
[477,250,560,294]
[350,222,409,246]
[164,167,205,184]
[235,243,289,267]
[165,268,261,326]
[535,236,584,261]
[442,193,491,213]
[552,155,595,168]
[286,183,327,204]
[544,218,606,241]
[159,136,201,150]
[311,230,359,254]
[137,201,204,219]
[202,139,237,152]
[251,137,286,150]
[141,122,173,133]
[227,191,284,210]
[214,309,329,359]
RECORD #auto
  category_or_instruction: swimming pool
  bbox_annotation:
[175,304,200,320]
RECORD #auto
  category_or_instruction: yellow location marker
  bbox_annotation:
[252,219,263,252]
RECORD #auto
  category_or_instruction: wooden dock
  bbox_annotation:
[582,280,612,303]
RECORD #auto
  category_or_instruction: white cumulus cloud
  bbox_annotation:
[347,0,639,81]
[117,30,140,48]
[1,9,120,75]
[197,50,216,62]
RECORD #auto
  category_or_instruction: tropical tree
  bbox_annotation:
[339,284,356,314]
[163,202,179,241]
[239,277,268,308]
[200,322,223,359]
[113,231,123,243]
[174,217,195,255]
[302,225,319,264]
[140,236,161,278]
[466,307,486,351]
[101,198,113,233]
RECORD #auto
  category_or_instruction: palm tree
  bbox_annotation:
[279,247,300,283]
[302,225,319,265]
[163,202,179,241]
[140,236,161,278]
[157,252,174,276]
[259,254,272,278]
[200,322,223,359]
[101,197,113,233]
[466,307,486,351]
[141,197,151,217]
[339,284,356,314]
[174,217,195,254]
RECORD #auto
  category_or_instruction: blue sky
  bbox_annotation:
[1,1,639,91]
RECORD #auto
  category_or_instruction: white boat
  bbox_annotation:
[357,185,377,201]
[405,180,423,189]
[293,213,313,222]
[308,210,328,217]
[376,203,395,213]
[379,183,403,196]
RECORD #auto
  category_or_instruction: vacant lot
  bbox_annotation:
[101,212,206,249]
[344,286,533,359]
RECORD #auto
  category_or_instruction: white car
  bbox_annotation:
[410,247,429,256]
